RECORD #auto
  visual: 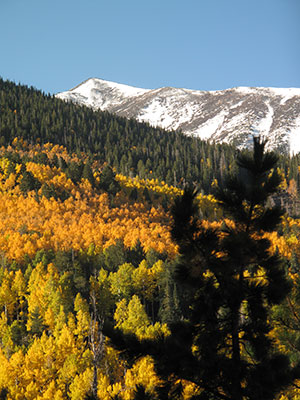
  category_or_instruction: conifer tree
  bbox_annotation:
[19,170,41,193]
[143,187,151,203]
[82,161,95,186]
[104,137,300,400]
[99,165,120,195]
[129,187,138,201]
[41,182,58,200]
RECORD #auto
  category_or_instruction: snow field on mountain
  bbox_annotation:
[289,116,300,155]
[57,78,300,154]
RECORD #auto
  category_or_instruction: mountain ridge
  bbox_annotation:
[56,78,300,155]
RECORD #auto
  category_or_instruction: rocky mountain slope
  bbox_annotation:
[56,78,300,155]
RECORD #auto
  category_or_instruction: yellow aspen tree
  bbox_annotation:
[74,293,90,342]
[123,356,161,400]
[115,295,169,341]
[132,260,153,302]
[36,380,64,400]
[23,333,56,393]
[27,262,64,332]
[11,269,26,321]
[24,381,40,400]
[0,348,10,393]
[54,325,91,395]
[7,349,26,399]
[114,295,150,338]
[109,263,135,301]
[0,270,15,320]
[0,312,14,356]
[132,259,163,304]
[68,368,93,400]
[53,306,67,337]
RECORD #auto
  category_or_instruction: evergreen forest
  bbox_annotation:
[2,77,300,198]
[1,78,300,399]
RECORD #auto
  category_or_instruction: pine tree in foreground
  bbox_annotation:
[104,137,300,400]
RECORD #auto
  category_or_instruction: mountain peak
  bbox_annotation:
[56,78,300,155]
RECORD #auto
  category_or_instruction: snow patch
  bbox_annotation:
[267,87,300,98]
[253,102,274,138]
[289,116,300,155]
[57,78,150,110]
[138,99,175,130]
[191,111,227,140]
[72,77,150,98]
[234,87,260,95]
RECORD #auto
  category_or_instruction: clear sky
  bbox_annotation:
[1,0,299,94]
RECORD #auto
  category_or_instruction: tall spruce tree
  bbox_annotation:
[169,137,300,400]
[104,137,300,400]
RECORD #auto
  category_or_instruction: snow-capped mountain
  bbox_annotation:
[56,78,300,155]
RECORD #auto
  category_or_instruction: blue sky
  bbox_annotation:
[1,0,299,94]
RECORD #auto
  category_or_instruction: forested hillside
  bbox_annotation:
[1,79,300,399]
[0,140,221,399]
[2,77,300,197]
[0,140,299,399]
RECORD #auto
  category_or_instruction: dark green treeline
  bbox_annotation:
[1,77,300,194]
